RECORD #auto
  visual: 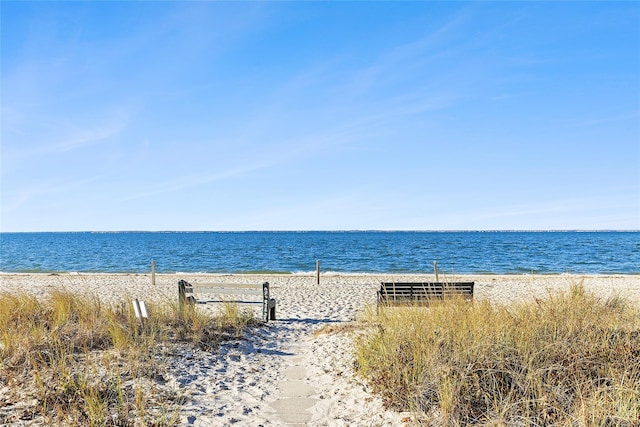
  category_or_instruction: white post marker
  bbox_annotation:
[139,300,148,318]
[133,299,148,328]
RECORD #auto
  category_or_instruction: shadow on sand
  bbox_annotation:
[274,318,343,325]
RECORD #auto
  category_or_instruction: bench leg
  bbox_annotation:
[269,299,276,321]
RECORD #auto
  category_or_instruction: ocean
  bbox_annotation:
[0,231,638,275]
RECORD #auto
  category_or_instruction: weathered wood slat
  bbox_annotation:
[190,283,263,290]
[191,287,263,296]
[195,300,262,305]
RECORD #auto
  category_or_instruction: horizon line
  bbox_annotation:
[1,229,638,234]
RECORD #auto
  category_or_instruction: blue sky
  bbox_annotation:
[2,1,639,232]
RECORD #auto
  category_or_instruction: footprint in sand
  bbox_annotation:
[271,356,319,425]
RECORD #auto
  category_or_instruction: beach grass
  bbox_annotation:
[0,289,256,426]
[355,282,640,425]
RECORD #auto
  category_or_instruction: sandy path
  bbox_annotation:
[164,276,405,426]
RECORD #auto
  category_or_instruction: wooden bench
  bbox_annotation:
[178,280,276,322]
[377,282,474,307]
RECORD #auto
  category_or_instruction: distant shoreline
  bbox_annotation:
[1,230,639,234]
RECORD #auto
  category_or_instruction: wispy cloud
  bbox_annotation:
[121,162,269,202]
[464,191,640,229]
[346,9,471,97]
[4,110,131,162]
[570,110,640,128]
[1,174,106,215]
[52,117,129,153]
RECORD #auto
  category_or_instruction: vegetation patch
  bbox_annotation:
[355,283,640,425]
[0,290,256,426]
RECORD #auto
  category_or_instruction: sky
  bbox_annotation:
[1,1,639,232]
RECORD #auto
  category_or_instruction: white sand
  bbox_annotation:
[1,273,638,426]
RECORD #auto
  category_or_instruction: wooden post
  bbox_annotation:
[151,260,156,286]
[434,260,439,282]
[316,260,320,285]
[178,280,186,309]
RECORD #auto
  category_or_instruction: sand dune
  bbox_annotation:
[1,273,638,425]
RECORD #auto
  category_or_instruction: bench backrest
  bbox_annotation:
[378,281,474,304]
[179,280,270,304]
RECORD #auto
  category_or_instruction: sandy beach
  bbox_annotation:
[1,273,638,426]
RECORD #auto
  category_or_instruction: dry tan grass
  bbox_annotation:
[0,290,256,426]
[355,283,640,425]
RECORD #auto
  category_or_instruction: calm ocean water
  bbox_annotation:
[0,231,638,274]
